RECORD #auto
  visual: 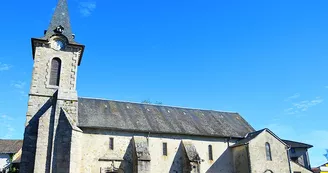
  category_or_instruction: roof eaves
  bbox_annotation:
[229,142,249,148]
[78,126,246,139]
[282,139,313,148]
[31,38,85,66]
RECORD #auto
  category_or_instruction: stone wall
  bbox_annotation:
[70,130,83,173]
[20,95,53,173]
[29,43,81,100]
[21,41,82,173]
[51,110,73,173]
[248,131,290,173]
[232,145,250,173]
[80,128,236,173]
[133,136,151,173]
[34,102,54,173]
[290,161,313,173]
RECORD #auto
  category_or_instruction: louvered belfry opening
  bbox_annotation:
[49,58,62,86]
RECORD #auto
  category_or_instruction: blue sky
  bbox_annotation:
[0,0,327,167]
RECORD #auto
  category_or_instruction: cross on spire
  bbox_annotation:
[44,0,74,42]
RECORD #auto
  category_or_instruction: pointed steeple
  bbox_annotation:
[44,0,74,42]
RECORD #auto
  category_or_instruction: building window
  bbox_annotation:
[109,137,114,150]
[291,148,295,153]
[49,58,61,86]
[291,157,298,162]
[208,145,213,160]
[163,142,167,156]
[265,142,272,161]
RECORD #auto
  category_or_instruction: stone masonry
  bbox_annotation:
[19,0,314,173]
[20,37,83,173]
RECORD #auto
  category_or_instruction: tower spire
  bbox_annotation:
[44,0,74,42]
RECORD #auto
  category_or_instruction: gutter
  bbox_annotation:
[286,146,292,173]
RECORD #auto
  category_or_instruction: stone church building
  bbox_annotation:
[20,0,313,173]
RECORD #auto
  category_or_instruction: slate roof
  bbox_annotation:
[282,139,313,148]
[32,0,85,65]
[77,97,255,138]
[0,140,23,154]
[44,0,74,42]
[230,129,265,147]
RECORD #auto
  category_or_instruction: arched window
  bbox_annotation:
[264,170,273,173]
[49,58,61,86]
[208,145,213,160]
[265,142,272,161]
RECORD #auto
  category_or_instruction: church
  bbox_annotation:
[20,0,314,173]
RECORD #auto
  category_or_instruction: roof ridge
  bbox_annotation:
[78,96,239,114]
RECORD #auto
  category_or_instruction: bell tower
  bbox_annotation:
[20,0,84,172]
[30,0,84,99]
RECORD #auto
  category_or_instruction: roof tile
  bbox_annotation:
[0,140,23,154]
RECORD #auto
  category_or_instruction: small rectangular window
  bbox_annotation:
[208,145,213,160]
[163,142,167,156]
[291,148,295,153]
[109,138,114,150]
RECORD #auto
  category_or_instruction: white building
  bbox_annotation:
[0,140,22,173]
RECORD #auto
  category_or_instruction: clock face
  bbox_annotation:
[51,39,65,51]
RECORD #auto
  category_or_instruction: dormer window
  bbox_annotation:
[54,25,64,33]
[291,148,295,153]
[49,58,61,86]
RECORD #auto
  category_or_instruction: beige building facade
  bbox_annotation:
[78,129,238,173]
[20,0,314,173]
